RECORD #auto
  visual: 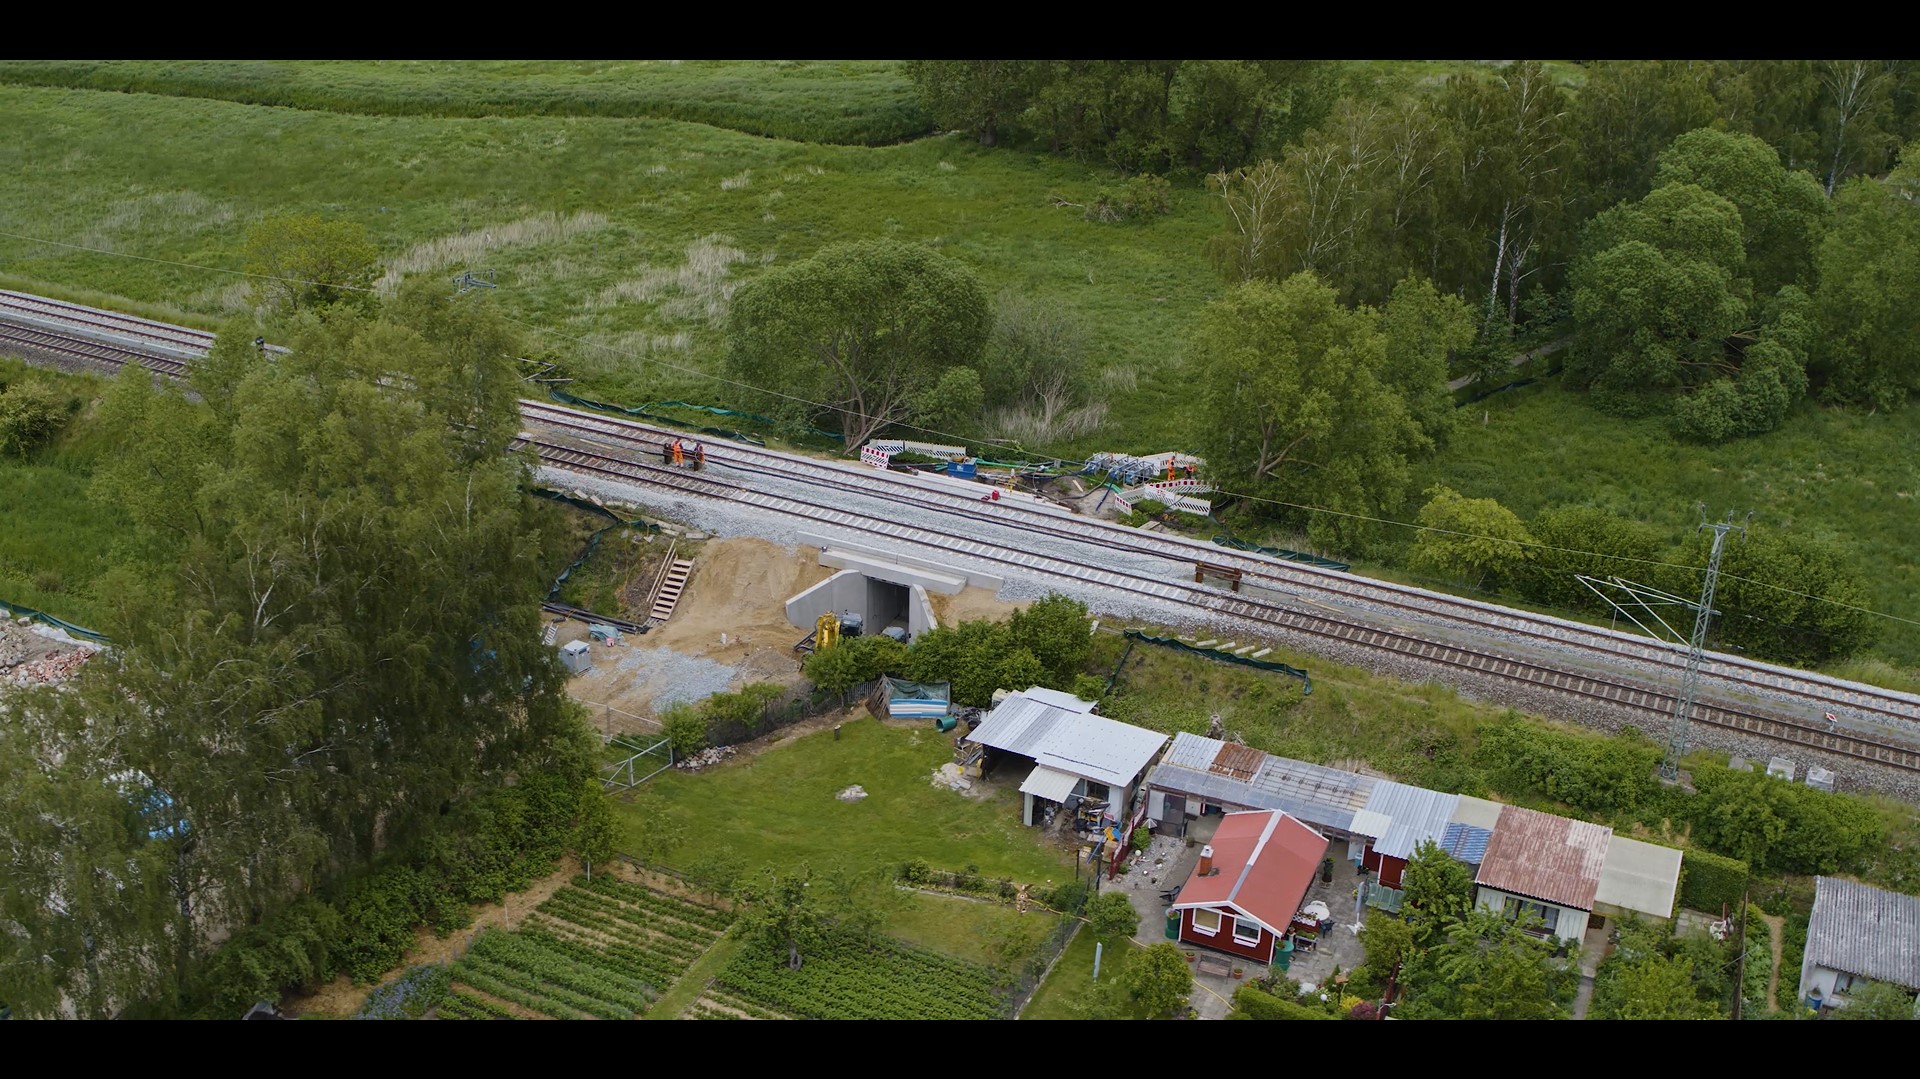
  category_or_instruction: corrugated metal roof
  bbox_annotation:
[1019,765,1081,803]
[1363,781,1461,861]
[1440,822,1492,865]
[967,689,1166,789]
[1594,836,1682,920]
[1350,809,1392,839]
[1475,804,1611,911]
[1450,795,1505,830]
[1805,877,1920,991]
[1211,743,1264,781]
[1146,735,1374,836]
[967,695,1060,758]
[1033,714,1166,788]
[1022,686,1098,713]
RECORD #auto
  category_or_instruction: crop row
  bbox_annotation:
[718,935,1002,1020]
[686,1002,746,1019]
[469,929,660,1010]
[450,967,588,1021]
[436,991,518,1020]
[554,882,728,940]
[542,887,721,946]
[701,988,790,1020]
[574,874,734,930]
[519,927,690,991]
[541,890,714,948]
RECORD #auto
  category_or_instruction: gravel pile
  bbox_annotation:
[610,642,738,710]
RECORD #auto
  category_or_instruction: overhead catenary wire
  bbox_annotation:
[5,227,1915,636]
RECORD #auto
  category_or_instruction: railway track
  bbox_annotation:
[515,433,1920,773]
[6,291,1916,773]
[519,399,1920,731]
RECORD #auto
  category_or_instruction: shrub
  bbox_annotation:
[1679,848,1749,913]
[1087,891,1141,945]
[1085,174,1173,223]
[660,702,709,756]
[188,898,343,1017]
[900,858,933,885]
[1230,984,1338,1020]
[0,380,73,458]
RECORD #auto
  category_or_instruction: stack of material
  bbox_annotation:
[3,647,93,686]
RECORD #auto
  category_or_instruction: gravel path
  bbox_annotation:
[611,644,738,710]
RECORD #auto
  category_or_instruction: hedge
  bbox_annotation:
[1229,985,1339,1020]
[1680,848,1750,914]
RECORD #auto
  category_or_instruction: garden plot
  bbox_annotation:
[714,930,1004,1020]
[446,875,732,1020]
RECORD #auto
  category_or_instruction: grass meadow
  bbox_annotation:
[0,361,118,630]
[0,65,1915,673]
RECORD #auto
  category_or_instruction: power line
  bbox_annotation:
[7,228,1917,635]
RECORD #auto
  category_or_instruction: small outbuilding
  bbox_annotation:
[559,639,592,675]
[1797,876,1920,1013]
[965,687,1167,826]
[1473,804,1610,944]
[1170,809,1329,965]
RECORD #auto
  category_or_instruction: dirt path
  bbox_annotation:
[1762,913,1785,1013]
[286,861,580,1018]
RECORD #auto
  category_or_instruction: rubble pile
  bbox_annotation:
[1,620,98,687]
[674,745,736,772]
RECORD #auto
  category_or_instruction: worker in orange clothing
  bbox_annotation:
[671,440,685,467]
[1165,457,1176,482]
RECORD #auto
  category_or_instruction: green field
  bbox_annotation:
[1021,928,1156,1020]
[618,717,1073,885]
[2,64,1916,673]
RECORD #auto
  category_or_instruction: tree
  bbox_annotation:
[242,213,380,314]
[727,240,991,448]
[1567,183,1751,411]
[1400,839,1474,946]
[4,287,579,1014]
[1380,276,1475,445]
[1087,891,1141,946]
[1705,526,1873,664]
[902,61,1035,146]
[1124,941,1193,1017]
[573,782,619,881]
[1406,485,1534,590]
[906,619,1049,707]
[1516,505,1667,613]
[1653,127,1829,297]
[1813,160,1920,410]
[1571,61,1723,215]
[1207,159,1289,283]
[1591,952,1722,1020]
[977,294,1093,441]
[1007,593,1093,687]
[736,866,822,970]
[1400,908,1572,1020]
[822,862,904,952]
[1835,980,1918,1020]
[1190,273,1426,535]
[1359,915,1414,985]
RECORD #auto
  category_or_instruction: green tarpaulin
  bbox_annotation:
[1122,630,1310,694]
[1211,534,1350,572]
[0,597,107,644]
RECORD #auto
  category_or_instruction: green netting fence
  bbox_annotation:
[0,596,108,644]
[1211,533,1350,572]
[1122,630,1310,694]
[531,487,659,603]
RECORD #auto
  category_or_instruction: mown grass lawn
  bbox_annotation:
[1021,928,1155,1020]
[617,716,1072,885]
[887,891,1051,967]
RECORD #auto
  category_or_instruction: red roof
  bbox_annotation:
[1171,810,1329,935]
[1475,804,1612,910]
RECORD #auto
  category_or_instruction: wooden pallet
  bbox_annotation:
[649,559,695,623]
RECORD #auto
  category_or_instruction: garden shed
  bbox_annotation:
[1170,809,1329,965]
[965,687,1167,826]
[1797,876,1920,1013]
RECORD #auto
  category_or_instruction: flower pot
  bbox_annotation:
[1232,969,1244,979]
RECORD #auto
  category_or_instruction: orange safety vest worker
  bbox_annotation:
[671,440,685,466]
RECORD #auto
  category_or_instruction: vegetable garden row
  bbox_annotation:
[715,931,1004,1020]
[443,875,733,1019]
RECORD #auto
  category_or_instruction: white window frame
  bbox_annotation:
[1191,908,1221,935]
[1232,917,1262,945]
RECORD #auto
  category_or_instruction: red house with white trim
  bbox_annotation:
[1170,810,1329,964]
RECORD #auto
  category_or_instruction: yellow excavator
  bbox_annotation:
[815,610,840,651]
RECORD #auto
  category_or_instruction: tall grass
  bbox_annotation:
[0,362,118,630]
[0,60,930,145]
[377,211,608,290]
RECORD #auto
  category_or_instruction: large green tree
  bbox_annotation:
[1006,593,1093,688]
[1124,941,1193,1017]
[1400,839,1474,946]
[1407,485,1534,590]
[1399,908,1573,1019]
[902,61,1035,146]
[1812,158,1920,410]
[1380,276,1475,445]
[0,285,575,1015]
[1591,952,1722,1020]
[1654,127,1829,297]
[726,240,991,448]
[1191,272,1426,537]
[1835,980,1919,1020]
[242,213,380,315]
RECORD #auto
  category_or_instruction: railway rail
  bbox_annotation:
[6,290,1916,774]
[514,433,1920,774]
[518,399,1920,731]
